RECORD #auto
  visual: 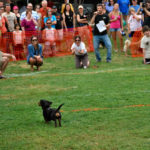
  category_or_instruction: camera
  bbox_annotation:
[120,31,126,36]
[142,2,146,8]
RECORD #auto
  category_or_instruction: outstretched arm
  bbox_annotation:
[2,53,16,61]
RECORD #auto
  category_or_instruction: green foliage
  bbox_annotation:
[0,51,150,150]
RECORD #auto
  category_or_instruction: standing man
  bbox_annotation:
[91,4,112,63]
[130,0,140,12]
[52,5,64,50]
[20,3,40,25]
[142,0,150,28]
[2,4,17,32]
[2,4,17,53]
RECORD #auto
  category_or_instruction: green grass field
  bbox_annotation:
[0,50,150,150]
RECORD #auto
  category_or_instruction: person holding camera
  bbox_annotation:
[91,4,112,63]
[141,0,150,27]
[140,25,150,64]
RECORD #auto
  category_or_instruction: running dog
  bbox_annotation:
[38,99,64,127]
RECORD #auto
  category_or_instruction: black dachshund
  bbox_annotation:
[38,99,64,127]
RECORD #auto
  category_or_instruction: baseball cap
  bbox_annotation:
[78,5,83,9]
[13,6,19,10]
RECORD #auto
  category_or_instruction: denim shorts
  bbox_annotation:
[110,28,121,32]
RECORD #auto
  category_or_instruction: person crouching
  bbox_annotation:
[71,35,89,69]
[27,36,43,71]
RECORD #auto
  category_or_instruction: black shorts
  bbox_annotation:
[145,58,150,64]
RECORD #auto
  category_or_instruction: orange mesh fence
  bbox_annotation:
[0,26,94,61]
[130,31,143,57]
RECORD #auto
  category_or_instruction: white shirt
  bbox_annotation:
[141,35,150,58]
[20,10,39,21]
[71,42,87,55]
[128,15,142,31]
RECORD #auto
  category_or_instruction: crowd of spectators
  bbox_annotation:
[0,0,150,77]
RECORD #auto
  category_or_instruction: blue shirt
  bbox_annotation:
[27,44,43,63]
[44,15,57,29]
[117,0,130,15]
[106,5,114,13]
[130,5,140,12]
[20,10,39,21]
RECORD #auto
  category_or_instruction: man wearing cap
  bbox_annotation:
[52,5,64,48]
[52,5,63,30]
[77,5,88,27]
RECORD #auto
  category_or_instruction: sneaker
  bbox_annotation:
[106,60,111,63]
[96,60,101,63]
[83,66,87,69]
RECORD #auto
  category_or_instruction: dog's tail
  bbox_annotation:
[55,103,64,112]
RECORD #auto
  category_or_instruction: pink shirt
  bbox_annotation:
[110,14,121,29]
[21,19,36,31]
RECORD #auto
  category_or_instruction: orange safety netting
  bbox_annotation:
[0,26,94,61]
[130,31,143,57]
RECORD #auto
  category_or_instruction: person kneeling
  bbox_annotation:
[27,36,43,71]
[140,26,150,64]
[71,36,89,69]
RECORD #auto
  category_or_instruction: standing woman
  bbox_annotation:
[109,3,123,52]
[13,6,21,28]
[27,36,43,71]
[21,10,38,31]
[62,3,76,31]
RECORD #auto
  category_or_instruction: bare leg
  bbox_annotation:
[117,31,123,52]
[111,31,117,51]
[1,57,9,74]
[29,58,36,71]
[36,58,43,71]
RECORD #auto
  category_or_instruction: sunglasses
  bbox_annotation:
[47,23,51,24]
[32,39,37,41]
[75,40,81,42]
